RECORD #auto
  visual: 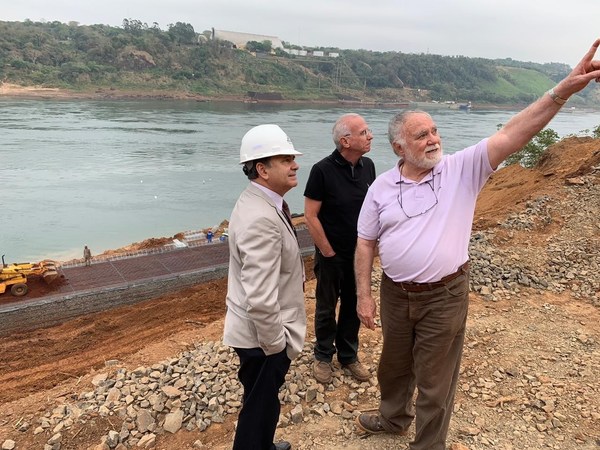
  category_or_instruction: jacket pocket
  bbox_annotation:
[280,307,299,324]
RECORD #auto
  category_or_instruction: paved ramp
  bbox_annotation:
[57,228,313,295]
[0,228,315,326]
[55,241,231,295]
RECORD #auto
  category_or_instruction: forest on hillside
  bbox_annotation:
[1,19,598,104]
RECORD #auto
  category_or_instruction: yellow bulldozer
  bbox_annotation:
[0,255,60,297]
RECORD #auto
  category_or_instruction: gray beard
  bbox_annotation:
[404,148,443,170]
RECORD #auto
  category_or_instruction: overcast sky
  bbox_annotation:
[3,0,599,67]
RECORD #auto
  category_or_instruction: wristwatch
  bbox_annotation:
[547,88,567,105]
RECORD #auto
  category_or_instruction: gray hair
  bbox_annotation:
[387,110,432,148]
[242,157,271,180]
[332,113,361,150]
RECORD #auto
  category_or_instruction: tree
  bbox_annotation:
[246,40,272,53]
[504,128,560,168]
[122,19,147,35]
[168,22,196,45]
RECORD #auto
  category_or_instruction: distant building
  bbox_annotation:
[284,48,338,58]
[284,49,308,56]
[212,29,284,50]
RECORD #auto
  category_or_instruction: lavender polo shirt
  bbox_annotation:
[357,139,493,283]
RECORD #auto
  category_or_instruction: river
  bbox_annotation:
[1,99,599,263]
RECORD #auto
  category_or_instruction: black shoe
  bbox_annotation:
[274,441,291,450]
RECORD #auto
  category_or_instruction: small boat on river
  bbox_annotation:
[409,100,472,110]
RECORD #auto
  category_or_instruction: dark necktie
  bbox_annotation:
[282,200,298,239]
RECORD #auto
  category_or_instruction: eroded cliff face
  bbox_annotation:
[474,136,600,230]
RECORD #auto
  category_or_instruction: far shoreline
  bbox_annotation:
[0,82,525,111]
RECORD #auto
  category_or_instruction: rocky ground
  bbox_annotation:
[0,137,599,450]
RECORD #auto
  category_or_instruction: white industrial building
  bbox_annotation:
[212,29,284,49]
[211,28,340,58]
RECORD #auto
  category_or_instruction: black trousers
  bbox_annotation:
[313,250,360,365]
[233,347,291,450]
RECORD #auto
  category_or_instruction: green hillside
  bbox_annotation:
[1,19,597,105]
[474,66,557,103]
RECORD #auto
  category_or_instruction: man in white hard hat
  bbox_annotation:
[223,124,306,450]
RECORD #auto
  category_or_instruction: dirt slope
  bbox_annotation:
[0,138,598,450]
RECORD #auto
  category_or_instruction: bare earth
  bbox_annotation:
[0,132,599,448]
[0,82,229,102]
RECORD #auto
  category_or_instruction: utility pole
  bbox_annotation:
[334,59,342,89]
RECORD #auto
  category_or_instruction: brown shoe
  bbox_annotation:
[312,360,333,384]
[355,413,407,436]
[342,361,371,382]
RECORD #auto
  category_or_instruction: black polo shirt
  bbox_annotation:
[304,150,376,259]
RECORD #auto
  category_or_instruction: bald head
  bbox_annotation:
[333,113,363,150]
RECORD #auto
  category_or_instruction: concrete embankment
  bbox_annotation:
[0,228,314,336]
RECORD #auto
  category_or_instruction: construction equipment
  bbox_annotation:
[0,255,60,297]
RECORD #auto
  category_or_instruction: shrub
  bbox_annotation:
[504,128,560,168]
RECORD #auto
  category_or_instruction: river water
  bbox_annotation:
[2,99,599,263]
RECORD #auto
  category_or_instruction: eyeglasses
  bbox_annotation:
[344,128,372,138]
[397,170,438,218]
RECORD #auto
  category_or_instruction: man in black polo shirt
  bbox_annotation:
[304,113,376,384]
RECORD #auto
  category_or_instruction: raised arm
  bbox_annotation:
[487,39,600,169]
[355,237,378,330]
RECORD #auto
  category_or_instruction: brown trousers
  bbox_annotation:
[377,270,470,450]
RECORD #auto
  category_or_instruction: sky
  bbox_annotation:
[3,0,599,67]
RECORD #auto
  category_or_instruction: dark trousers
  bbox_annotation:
[313,250,360,365]
[233,347,291,450]
[378,270,470,450]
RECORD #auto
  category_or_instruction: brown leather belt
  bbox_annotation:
[388,261,469,292]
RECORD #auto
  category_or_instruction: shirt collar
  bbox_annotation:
[251,181,284,210]
[331,149,364,167]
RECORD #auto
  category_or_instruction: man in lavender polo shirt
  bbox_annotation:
[353,40,600,450]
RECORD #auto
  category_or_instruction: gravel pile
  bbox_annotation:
[470,180,599,306]
[5,340,376,449]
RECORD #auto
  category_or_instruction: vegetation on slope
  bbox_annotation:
[1,19,599,105]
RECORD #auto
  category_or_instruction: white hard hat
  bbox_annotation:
[239,124,302,164]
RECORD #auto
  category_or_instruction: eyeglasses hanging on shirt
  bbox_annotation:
[396,170,439,218]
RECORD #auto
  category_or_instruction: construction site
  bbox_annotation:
[0,138,598,449]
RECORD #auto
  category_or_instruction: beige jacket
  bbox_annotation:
[223,184,306,360]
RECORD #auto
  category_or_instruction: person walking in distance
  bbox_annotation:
[223,124,306,450]
[83,245,92,266]
[354,41,600,450]
[304,113,376,384]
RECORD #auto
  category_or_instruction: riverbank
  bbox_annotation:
[0,81,363,104]
[0,82,526,110]
[0,82,232,102]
